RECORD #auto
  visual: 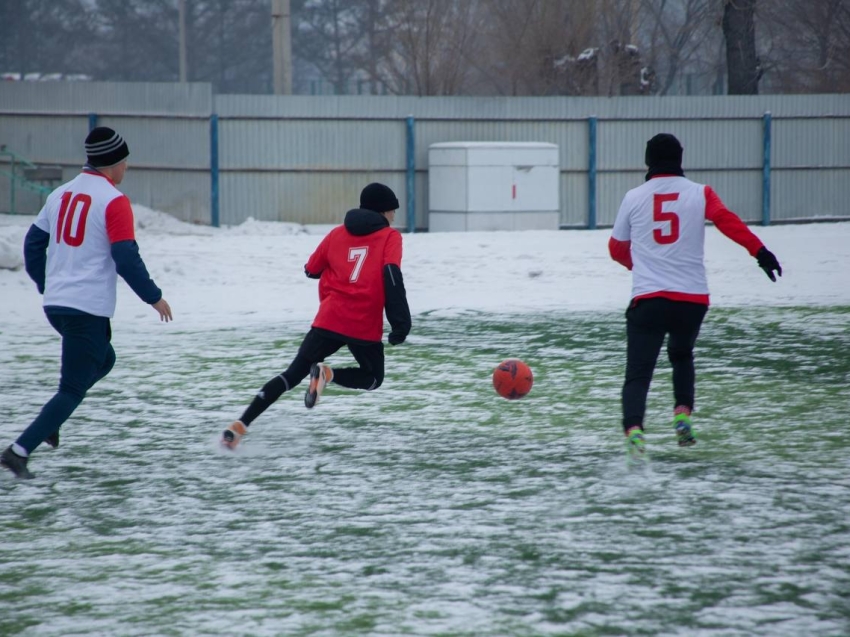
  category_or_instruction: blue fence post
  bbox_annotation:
[88,112,98,132]
[588,116,597,229]
[762,111,772,227]
[405,115,415,233]
[210,113,220,228]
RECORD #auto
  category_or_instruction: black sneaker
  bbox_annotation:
[1,446,34,479]
[44,430,60,449]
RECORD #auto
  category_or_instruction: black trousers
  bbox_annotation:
[284,328,385,391]
[621,297,708,431]
[17,312,116,453]
[240,328,385,426]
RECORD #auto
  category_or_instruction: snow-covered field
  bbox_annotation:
[2,206,849,332]
[1,209,849,636]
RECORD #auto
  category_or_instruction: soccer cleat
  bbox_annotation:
[625,427,647,467]
[221,421,248,450]
[44,429,60,449]
[674,413,697,447]
[1,446,34,479]
[305,363,333,409]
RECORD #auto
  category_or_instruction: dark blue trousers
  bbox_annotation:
[16,312,116,453]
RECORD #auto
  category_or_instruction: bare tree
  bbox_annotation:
[759,0,850,93]
[722,0,759,94]
[295,0,364,93]
[380,0,482,95]
[0,0,107,79]
[187,0,273,93]
[476,0,597,95]
[638,0,718,95]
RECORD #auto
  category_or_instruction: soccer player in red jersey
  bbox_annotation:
[1,127,172,479]
[609,133,782,464]
[222,183,411,449]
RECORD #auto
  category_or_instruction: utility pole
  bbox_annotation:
[179,0,188,82]
[271,0,293,94]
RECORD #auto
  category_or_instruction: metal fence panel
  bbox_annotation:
[598,119,764,170]
[561,173,589,227]
[417,120,588,171]
[0,81,212,115]
[220,118,405,170]
[772,169,850,221]
[774,119,850,168]
[2,83,849,227]
[0,115,90,164]
[221,172,408,227]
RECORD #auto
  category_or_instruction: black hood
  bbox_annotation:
[344,208,390,236]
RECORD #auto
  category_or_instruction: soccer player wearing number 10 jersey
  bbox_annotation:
[609,133,782,465]
[1,127,172,479]
[221,183,412,450]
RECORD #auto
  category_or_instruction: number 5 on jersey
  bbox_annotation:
[56,191,92,247]
[348,246,369,282]
[653,193,680,244]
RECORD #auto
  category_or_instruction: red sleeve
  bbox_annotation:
[704,186,763,256]
[305,233,330,276]
[608,237,633,270]
[383,230,402,266]
[105,195,135,243]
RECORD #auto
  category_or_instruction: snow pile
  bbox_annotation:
[223,216,308,236]
[132,205,215,236]
[0,224,26,270]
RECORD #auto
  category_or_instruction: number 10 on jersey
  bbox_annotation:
[56,191,92,247]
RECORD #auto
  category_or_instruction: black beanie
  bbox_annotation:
[360,183,399,213]
[85,127,129,167]
[645,133,684,179]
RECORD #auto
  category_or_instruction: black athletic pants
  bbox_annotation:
[240,328,385,425]
[622,297,708,432]
[17,312,116,453]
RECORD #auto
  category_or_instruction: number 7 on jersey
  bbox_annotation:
[348,246,369,282]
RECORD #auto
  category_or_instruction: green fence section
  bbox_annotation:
[0,145,63,214]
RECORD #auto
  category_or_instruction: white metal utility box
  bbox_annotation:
[428,142,560,232]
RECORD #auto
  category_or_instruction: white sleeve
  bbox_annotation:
[33,199,52,233]
[611,193,632,241]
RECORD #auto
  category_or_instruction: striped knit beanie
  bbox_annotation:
[85,127,129,167]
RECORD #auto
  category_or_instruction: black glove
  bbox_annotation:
[756,247,782,282]
[388,331,406,346]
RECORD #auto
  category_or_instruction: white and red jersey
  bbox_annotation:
[33,169,135,317]
[609,175,764,305]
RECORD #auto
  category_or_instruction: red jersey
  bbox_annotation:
[305,217,403,342]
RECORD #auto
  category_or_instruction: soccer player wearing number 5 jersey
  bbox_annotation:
[609,133,782,465]
[221,183,412,450]
[1,127,172,479]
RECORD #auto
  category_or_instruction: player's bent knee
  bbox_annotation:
[368,375,384,390]
[260,375,288,403]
